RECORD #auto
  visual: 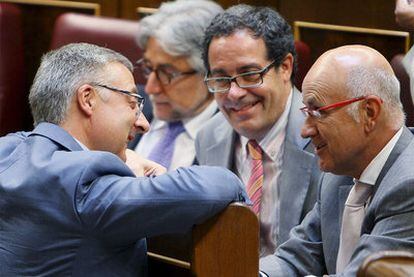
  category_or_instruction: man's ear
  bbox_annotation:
[361,95,382,133]
[279,53,294,82]
[76,84,96,117]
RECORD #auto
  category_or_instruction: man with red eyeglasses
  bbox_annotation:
[260,45,414,277]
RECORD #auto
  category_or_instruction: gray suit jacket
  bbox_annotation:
[0,123,247,276]
[261,127,414,277]
[195,89,321,246]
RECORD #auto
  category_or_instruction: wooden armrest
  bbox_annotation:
[357,250,414,277]
[192,202,259,277]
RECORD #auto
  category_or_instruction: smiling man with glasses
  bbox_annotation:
[195,4,321,263]
[129,0,223,171]
[261,45,414,277]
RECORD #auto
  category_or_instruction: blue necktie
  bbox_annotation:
[148,121,185,169]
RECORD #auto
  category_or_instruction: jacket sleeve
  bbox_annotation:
[75,157,247,246]
[260,175,326,277]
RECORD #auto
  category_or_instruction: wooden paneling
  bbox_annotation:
[294,21,410,63]
[278,0,400,31]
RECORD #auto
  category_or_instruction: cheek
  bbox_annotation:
[214,94,226,109]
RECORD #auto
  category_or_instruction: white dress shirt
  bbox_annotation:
[135,101,218,170]
[235,91,292,257]
[357,127,403,186]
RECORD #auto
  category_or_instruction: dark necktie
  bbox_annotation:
[148,121,185,169]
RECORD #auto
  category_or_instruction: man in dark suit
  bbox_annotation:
[0,43,246,276]
[260,45,414,276]
[129,0,222,170]
[196,4,321,260]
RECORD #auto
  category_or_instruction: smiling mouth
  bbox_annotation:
[315,142,327,151]
[230,101,259,112]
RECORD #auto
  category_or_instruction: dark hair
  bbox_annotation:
[202,5,296,82]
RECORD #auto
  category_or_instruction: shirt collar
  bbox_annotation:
[357,127,403,186]
[240,90,292,161]
[183,100,218,139]
[73,137,89,151]
[149,100,218,139]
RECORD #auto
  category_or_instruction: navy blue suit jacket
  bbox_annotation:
[0,123,246,276]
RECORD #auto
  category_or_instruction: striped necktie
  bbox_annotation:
[246,140,264,215]
[148,121,185,169]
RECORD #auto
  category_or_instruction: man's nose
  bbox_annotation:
[134,113,150,134]
[301,116,317,139]
[145,72,162,95]
[226,81,247,101]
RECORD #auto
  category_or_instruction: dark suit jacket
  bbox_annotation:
[261,127,414,276]
[0,122,246,276]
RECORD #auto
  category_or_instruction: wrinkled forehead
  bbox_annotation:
[302,61,348,105]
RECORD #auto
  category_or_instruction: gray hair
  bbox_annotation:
[346,66,405,128]
[29,43,133,126]
[137,0,223,74]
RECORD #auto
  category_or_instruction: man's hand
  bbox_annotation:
[125,149,167,177]
[395,0,414,30]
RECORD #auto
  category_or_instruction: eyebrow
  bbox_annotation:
[302,95,319,107]
[141,58,178,71]
[209,63,263,76]
[123,85,138,94]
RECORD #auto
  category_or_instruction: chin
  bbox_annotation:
[154,111,174,122]
[116,149,127,162]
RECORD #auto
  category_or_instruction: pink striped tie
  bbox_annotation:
[247,140,264,215]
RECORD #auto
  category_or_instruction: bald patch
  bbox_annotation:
[303,45,393,97]
[315,45,393,75]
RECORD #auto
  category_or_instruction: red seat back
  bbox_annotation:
[294,40,312,91]
[50,13,145,84]
[0,3,26,135]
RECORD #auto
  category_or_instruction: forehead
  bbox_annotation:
[103,62,135,88]
[302,67,346,105]
[144,37,190,68]
[208,30,268,70]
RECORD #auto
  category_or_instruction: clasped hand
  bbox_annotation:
[125,149,167,177]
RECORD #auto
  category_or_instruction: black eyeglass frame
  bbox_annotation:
[136,58,197,85]
[94,84,145,117]
[204,60,277,93]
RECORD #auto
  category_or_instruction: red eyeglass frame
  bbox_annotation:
[300,96,383,118]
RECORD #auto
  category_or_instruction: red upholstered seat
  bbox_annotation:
[50,13,145,84]
[390,54,414,126]
[0,3,26,136]
[294,40,312,91]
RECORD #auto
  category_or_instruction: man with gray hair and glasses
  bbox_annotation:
[0,43,247,276]
[130,0,222,171]
[260,45,414,276]
[196,4,321,263]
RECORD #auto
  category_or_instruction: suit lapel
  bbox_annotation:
[278,140,315,240]
[205,120,236,168]
[321,174,353,273]
[373,127,413,193]
[362,127,413,233]
[278,89,317,240]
